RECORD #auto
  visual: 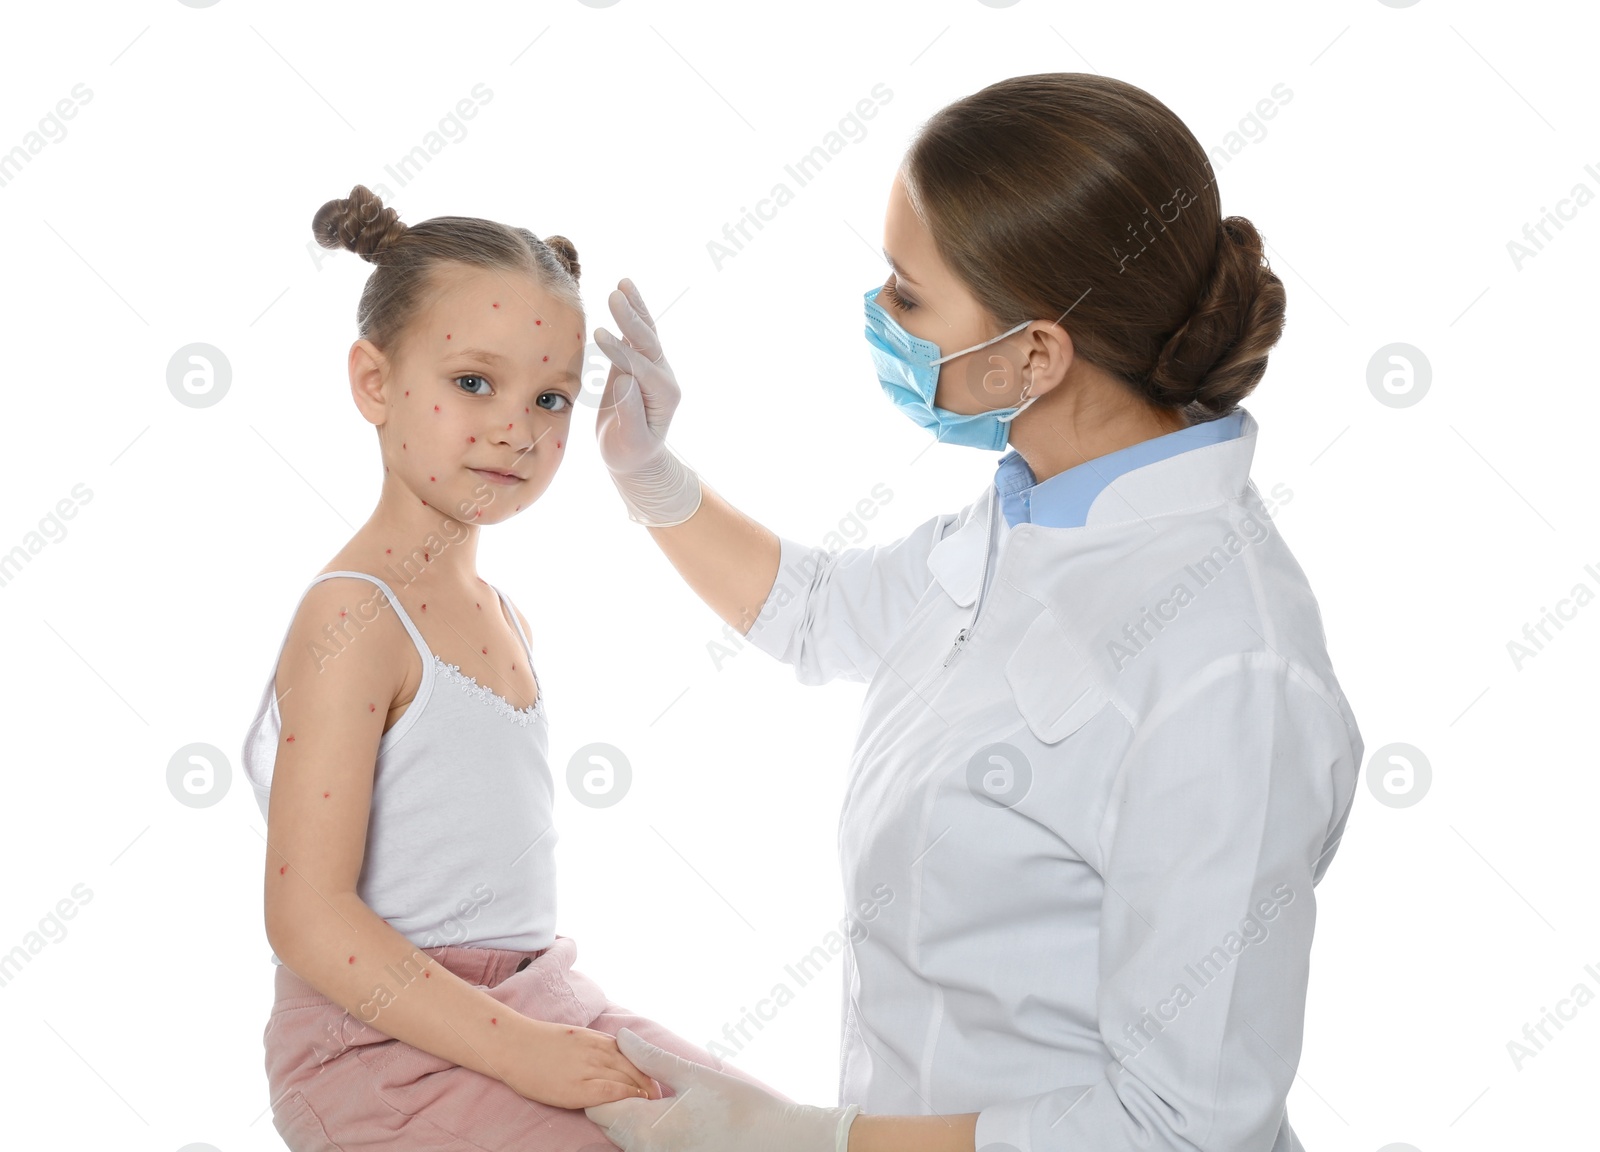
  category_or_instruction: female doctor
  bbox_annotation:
[583,73,1361,1152]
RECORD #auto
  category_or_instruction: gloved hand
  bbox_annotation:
[585,1028,862,1152]
[592,279,704,527]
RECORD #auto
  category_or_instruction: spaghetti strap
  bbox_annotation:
[307,570,434,668]
[490,583,543,702]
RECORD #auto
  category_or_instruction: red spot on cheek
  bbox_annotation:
[424,971,430,978]
[424,552,430,561]
[507,423,513,430]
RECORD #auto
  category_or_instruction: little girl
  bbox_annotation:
[241,184,783,1150]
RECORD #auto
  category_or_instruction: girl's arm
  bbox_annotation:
[262,577,657,1109]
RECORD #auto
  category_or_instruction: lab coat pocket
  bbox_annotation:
[1004,608,1108,745]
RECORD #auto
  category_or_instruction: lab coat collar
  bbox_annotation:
[925,407,1261,607]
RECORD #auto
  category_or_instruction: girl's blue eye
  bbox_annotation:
[538,393,573,413]
[455,374,492,396]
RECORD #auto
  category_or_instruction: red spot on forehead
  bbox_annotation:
[507,423,513,429]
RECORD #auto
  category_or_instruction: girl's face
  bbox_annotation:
[878,168,1033,416]
[358,263,585,526]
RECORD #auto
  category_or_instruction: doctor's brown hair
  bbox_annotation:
[311,184,582,364]
[902,73,1285,424]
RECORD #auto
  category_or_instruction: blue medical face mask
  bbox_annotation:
[864,284,1042,451]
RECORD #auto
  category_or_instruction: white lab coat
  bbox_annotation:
[742,407,1361,1152]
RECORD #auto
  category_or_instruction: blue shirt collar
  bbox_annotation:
[995,409,1247,529]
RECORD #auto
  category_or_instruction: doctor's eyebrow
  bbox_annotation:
[882,248,921,286]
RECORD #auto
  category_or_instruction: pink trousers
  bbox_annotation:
[263,934,788,1150]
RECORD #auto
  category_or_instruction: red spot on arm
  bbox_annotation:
[492,302,499,308]
[369,704,376,712]
[430,476,435,481]
[491,1017,498,1024]
[446,333,451,340]
[279,865,287,875]
[285,734,295,743]
[469,436,476,443]
[434,405,441,412]
[323,791,330,799]
[386,548,392,554]
[348,955,356,964]
[535,319,542,325]
[542,355,549,362]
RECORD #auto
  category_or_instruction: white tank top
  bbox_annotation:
[242,571,557,964]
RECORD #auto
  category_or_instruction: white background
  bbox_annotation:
[0,0,1594,1148]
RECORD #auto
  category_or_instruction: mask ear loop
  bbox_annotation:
[993,379,1037,423]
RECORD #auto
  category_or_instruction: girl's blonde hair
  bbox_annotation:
[311,184,582,364]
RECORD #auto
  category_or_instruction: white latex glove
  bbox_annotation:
[592,278,704,527]
[585,1028,862,1152]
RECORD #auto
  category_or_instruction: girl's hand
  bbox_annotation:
[506,1019,662,1109]
[592,278,704,527]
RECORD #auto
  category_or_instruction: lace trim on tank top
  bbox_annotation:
[433,654,545,725]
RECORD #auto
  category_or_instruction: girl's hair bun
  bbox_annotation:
[540,234,581,284]
[312,184,407,264]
